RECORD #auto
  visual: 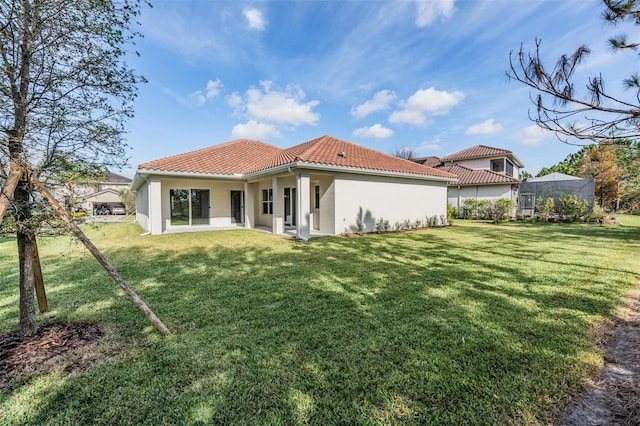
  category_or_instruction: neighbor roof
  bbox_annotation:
[440,144,524,168]
[137,135,456,181]
[137,139,283,175]
[437,164,519,186]
[102,172,132,184]
[412,156,442,168]
[248,135,455,179]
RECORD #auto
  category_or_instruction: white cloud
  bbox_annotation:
[352,123,394,139]
[206,79,223,98]
[351,90,397,118]
[191,78,224,106]
[226,92,243,109]
[415,0,455,27]
[389,109,428,126]
[243,81,320,125]
[466,119,504,136]
[389,87,463,126]
[228,81,320,138]
[405,87,464,114]
[232,120,281,140]
[243,8,266,31]
[521,125,550,146]
[418,142,442,152]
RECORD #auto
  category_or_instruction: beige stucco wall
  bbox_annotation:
[158,178,244,233]
[332,174,448,234]
[135,183,149,231]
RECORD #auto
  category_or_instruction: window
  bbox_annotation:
[490,159,504,173]
[505,159,514,177]
[314,185,320,209]
[262,188,273,214]
[170,188,210,226]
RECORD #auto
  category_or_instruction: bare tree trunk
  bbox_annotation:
[15,179,37,337]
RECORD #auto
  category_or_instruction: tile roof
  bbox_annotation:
[440,145,518,164]
[138,139,283,175]
[248,135,455,179]
[102,172,132,184]
[437,164,519,185]
[412,156,442,168]
[138,135,456,180]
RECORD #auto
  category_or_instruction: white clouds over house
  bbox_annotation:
[243,8,266,31]
[466,119,504,136]
[231,120,281,140]
[352,123,394,139]
[191,79,224,106]
[351,90,397,118]
[389,87,464,126]
[227,81,320,140]
[415,0,455,27]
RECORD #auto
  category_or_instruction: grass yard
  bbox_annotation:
[0,217,639,424]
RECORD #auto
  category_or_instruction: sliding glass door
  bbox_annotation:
[170,189,210,226]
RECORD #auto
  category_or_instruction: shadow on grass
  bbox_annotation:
[1,222,639,424]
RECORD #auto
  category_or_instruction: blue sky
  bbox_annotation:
[123,0,630,177]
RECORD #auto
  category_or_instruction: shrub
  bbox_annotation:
[491,199,514,223]
[558,194,588,222]
[447,203,458,221]
[536,197,555,222]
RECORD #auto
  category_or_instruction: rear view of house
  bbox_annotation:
[132,135,456,238]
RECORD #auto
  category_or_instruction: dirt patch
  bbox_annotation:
[560,291,640,425]
[0,322,104,392]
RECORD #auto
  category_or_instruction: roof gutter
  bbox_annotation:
[245,161,457,183]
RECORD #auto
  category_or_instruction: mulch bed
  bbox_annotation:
[0,322,103,391]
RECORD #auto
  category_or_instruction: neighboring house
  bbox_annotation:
[52,172,132,214]
[132,135,456,238]
[414,145,524,213]
[518,172,595,216]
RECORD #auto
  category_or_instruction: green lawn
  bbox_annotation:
[0,217,639,424]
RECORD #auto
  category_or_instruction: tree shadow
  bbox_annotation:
[1,222,638,424]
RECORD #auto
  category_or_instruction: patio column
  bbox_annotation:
[296,171,310,240]
[244,182,254,229]
[149,178,162,235]
[272,177,284,234]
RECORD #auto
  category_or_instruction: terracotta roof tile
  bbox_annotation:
[437,164,519,185]
[249,135,455,179]
[412,156,442,168]
[138,139,283,175]
[440,145,514,163]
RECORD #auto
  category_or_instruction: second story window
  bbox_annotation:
[506,159,514,177]
[490,159,504,173]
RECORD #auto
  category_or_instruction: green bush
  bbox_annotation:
[536,197,555,222]
[491,199,514,223]
[558,194,588,222]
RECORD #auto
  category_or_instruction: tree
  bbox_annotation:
[536,150,584,177]
[392,147,415,160]
[1,0,147,337]
[580,144,622,208]
[507,0,640,146]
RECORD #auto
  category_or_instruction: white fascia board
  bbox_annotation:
[449,181,519,187]
[132,169,245,190]
[244,161,456,183]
